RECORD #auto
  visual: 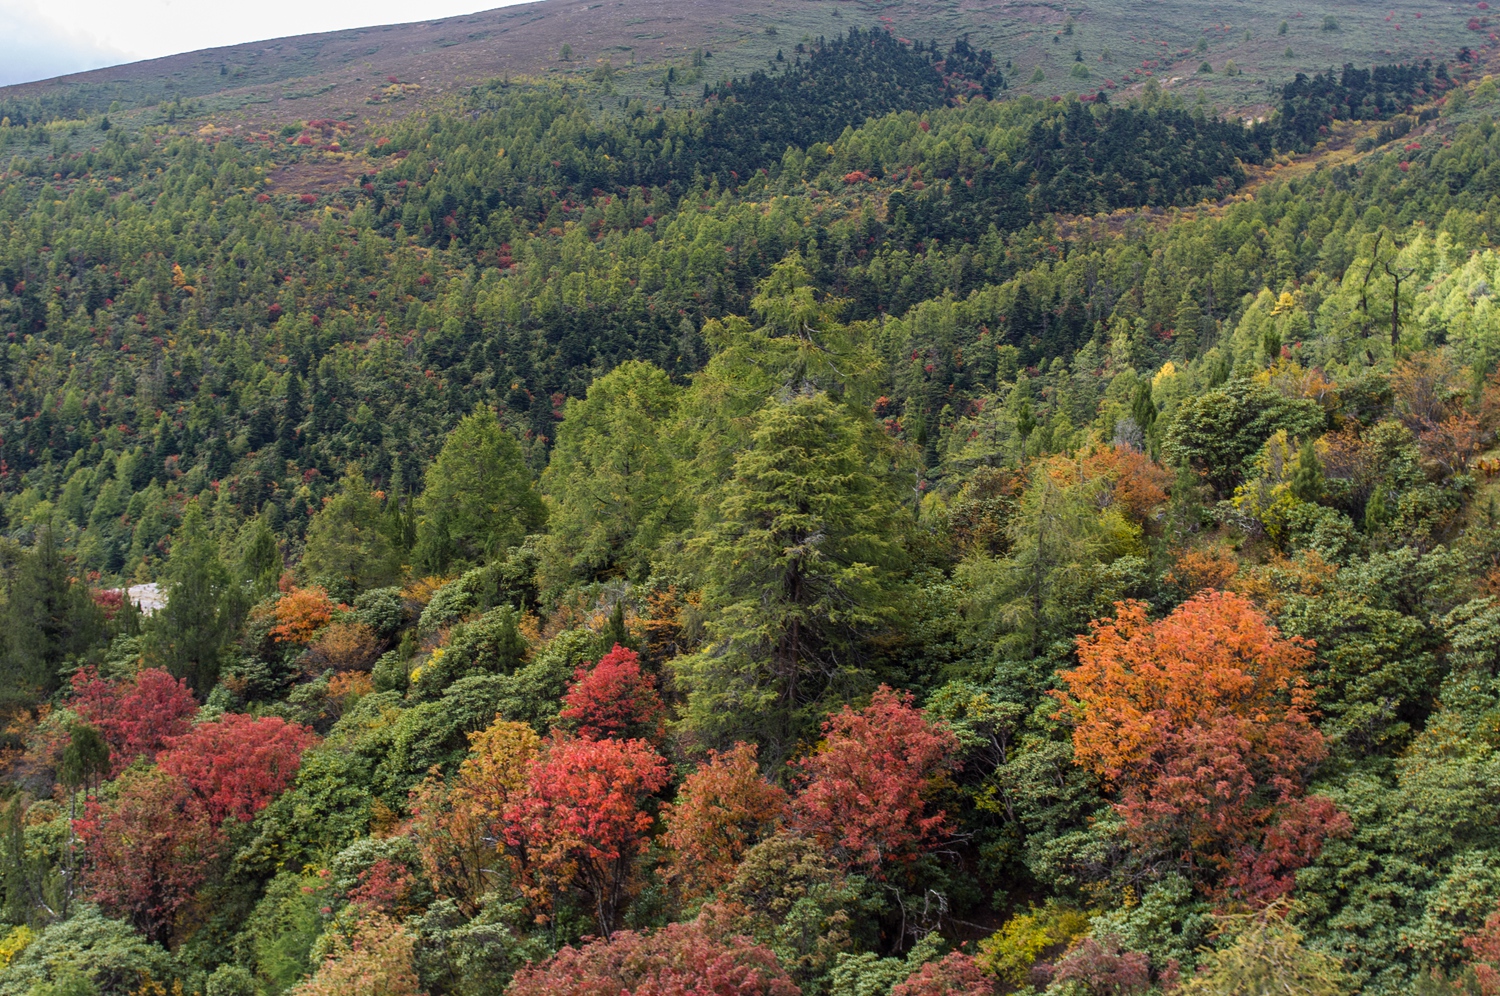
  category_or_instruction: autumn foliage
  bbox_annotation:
[506,919,801,996]
[558,643,666,741]
[789,685,960,877]
[307,620,381,671]
[75,767,222,944]
[505,733,671,934]
[409,718,541,915]
[157,713,318,825]
[69,667,198,773]
[289,913,423,996]
[1464,904,1500,996]
[1057,591,1349,900]
[662,742,788,900]
[271,585,337,644]
[1081,444,1174,524]
[892,952,996,996]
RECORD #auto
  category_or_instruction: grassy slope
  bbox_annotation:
[0,0,1491,136]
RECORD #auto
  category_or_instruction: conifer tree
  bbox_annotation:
[677,392,906,759]
[540,361,685,585]
[1,527,101,710]
[149,503,238,692]
[416,407,545,574]
[301,467,401,593]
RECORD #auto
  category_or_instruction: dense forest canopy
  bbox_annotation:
[4,18,1500,996]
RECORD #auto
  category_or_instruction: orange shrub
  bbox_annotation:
[1164,545,1239,597]
[309,621,380,672]
[272,586,336,645]
[1083,445,1173,524]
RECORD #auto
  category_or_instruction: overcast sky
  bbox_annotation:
[0,0,531,86]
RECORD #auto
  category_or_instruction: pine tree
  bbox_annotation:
[302,467,401,593]
[540,361,685,586]
[1,527,101,710]
[239,513,283,601]
[1291,438,1324,503]
[1174,292,1203,359]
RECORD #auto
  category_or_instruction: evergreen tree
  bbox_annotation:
[415,407,545,574]
[1,527,101,710]
[238,513,283,602]
[1291,437,1325,503]
[149,502,238,692]
[1174,292,1203,359]
[540,361,685,585]
[301,468,401,593]
[676,391,907,760]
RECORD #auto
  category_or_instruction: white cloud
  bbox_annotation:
[0,0,130,85]
[1,0,534,86]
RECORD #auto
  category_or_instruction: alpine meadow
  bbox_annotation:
[9,0,1500,993]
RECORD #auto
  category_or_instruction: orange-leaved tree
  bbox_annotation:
[661,742,787,901]
[271,585,337,645]
[408,718,541,915]
[1056,590,1348,901]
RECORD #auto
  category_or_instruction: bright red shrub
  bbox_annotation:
[1466,903,1500,995]
[75,767,222,944]
[158,713,319,825]
[557,644,665,742]
[789,686,960,877]
[504,733,670,935]
[506,919,801,996]
[1056,592,1349,901]
[662,742,787,899]
[70,666,198,773]
[892,952,995,996]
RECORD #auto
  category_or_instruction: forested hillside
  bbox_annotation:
[7,15,1500,996]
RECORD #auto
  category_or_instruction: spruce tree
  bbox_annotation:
[301,468,400,593]
[1,527,101,709]
[540,360,685,585]
[1291,438,1325,503]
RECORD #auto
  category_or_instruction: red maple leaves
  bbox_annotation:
[558,643,666,742]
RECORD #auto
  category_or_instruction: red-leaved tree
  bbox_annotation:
[789,686,960,878]
[505,733,670,936]
[1056,591,1349,901]
[157,713,319,825]
[506,919,801,996]
[662,742,787,900]
[70,667,198,773]
[74,767,222,944]
[557,644,665,742]
[1466,902,1500,996]
[892,952,996,996]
